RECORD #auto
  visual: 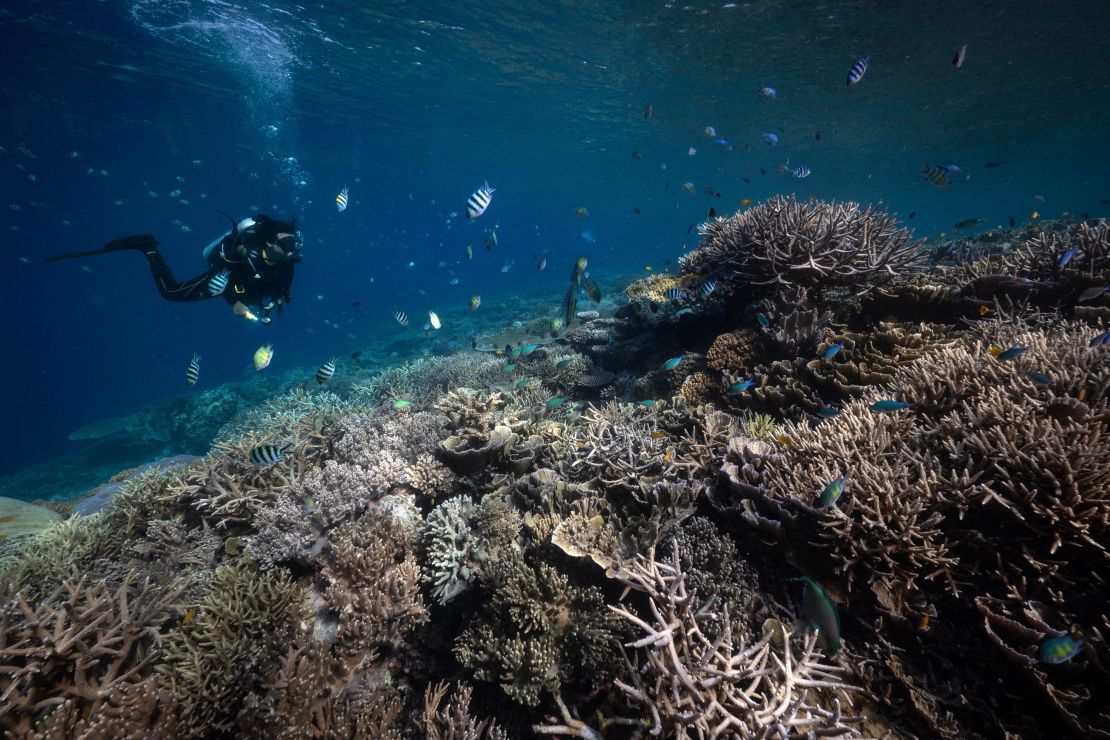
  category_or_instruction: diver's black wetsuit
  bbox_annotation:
[46,215,300,321]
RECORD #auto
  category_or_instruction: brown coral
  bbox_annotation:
[680,195,923,298]
[706,329,761,374]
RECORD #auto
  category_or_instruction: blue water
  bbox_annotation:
[1,0,1109,477]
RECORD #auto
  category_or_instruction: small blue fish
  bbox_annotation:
[761,132,779,145]
[1058,246,1077,269]
[871,400,912,412]
[520,343,541,356]
[798,577,841,656]
[817,477,848,508]
[637,399,656,407]
[661,354,685,371]
[822,343,844,360]
[725,379,755,395]
[994,345,1028,362]
[815,406,840,418]
[1039,636,1084,664]
[546,396,566,408]
[1089,330,1110,347]
[755,312,770,328]
[1026,371,1052,386]
[759,86,777,101]
[713,137,732,148]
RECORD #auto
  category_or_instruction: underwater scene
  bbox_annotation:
[1,0,1109,736]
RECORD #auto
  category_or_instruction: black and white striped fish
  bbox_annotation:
[185,353,201,387]
[392,308,409,326]
[207,269,230,296]
[466,181,495,220]
[792,165,811,178]
[664,287,685,300]
[699,280,717,297]
[846,54,870,86]
[316,357,336,384]
[250,442,291,466]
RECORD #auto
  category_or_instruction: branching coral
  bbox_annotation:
[713,316,1110,737]
[455,553,627,706]
[314,506,427,657]
[422,681,508,739]
[156,560,305,734]
[606,544,861,737]
[680,195,922,299]
[0,571,185,735]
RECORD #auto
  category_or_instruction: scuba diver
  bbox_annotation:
[45,214,302,323]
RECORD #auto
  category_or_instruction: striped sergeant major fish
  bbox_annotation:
[250,442,291,466]
[699,279,717,296]
[185,353,201,387]
[792,165,811,178]
[207,269,230,296]
[664,287,685,301]
[466,181,495,219]
[336,186,349,212]
[393,308,409,326]
[316,357,336,384]
[846,54,870,85]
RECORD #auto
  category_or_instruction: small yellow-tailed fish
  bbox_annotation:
[336,185,349,212]
[575,206,589,217]
[253,344,273,371]
[185,353,201,387]
[428,311,442,330]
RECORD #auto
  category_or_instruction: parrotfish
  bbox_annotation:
[725,380,755,395]
[870,400,912,412]
[1039,635,1084,664]
[798,576,841,656]
[994,345,1027,361]
[661,354,685,371]
[817,477,848,508]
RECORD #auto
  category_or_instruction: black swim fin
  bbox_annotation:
[44,234,158,263]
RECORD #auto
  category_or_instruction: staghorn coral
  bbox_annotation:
[606,544,861,737]
[215,387,358,445]
[354,352,508,407]
[680,195,922,299]
[0,571,185,736]
[563,402,682,494]
[455,553,627,707]
[715,316,1110,737]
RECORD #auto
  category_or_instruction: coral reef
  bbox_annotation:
[680,194,922,299]
[5,201,1108,739]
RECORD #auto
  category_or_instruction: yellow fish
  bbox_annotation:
[182,607,196,626]
[650,430,665,439]
[253,344,273,371]
[740,198,752,206]
[979,305,990,316]
[645,265,653,271]
[470,295,481,310]
[987,346,1003,357]
[575,206,589,217]
[1031,211,1039,219]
